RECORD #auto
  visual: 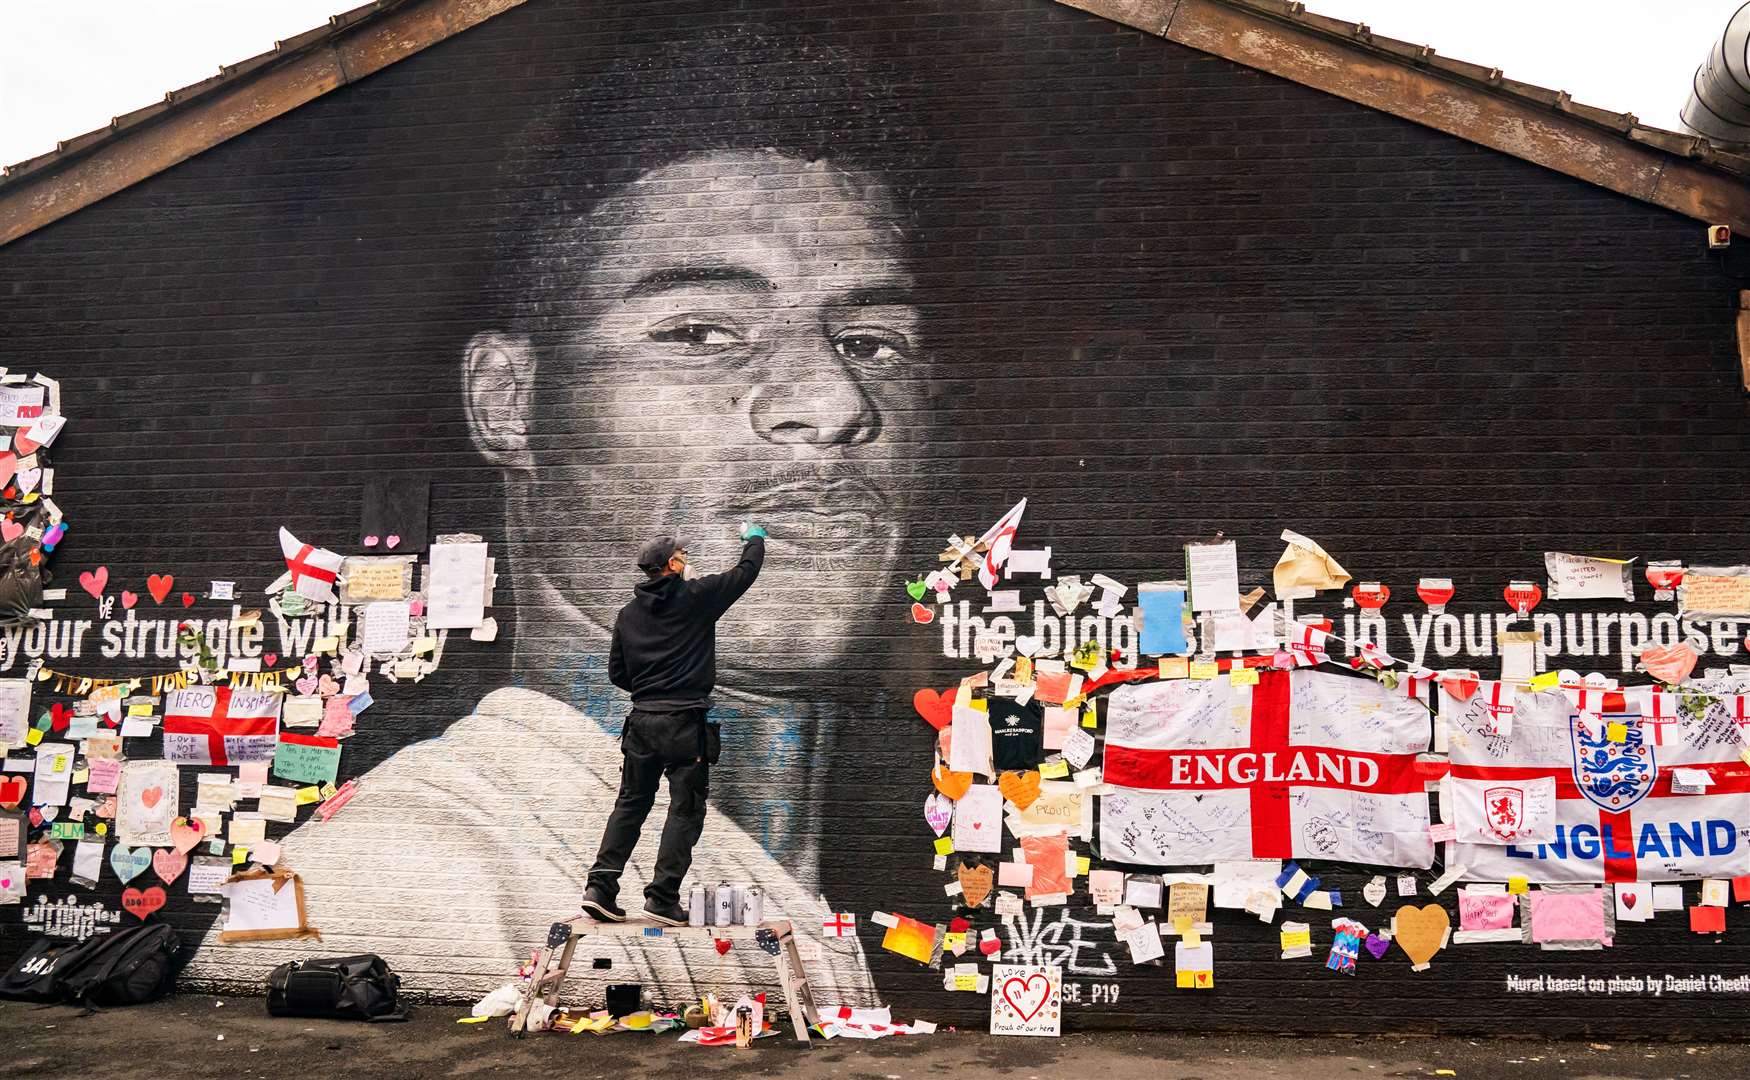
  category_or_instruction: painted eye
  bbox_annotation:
[649,321,742,348]
[833,329,908,368]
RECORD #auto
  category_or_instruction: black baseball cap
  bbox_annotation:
[637,535,691,572]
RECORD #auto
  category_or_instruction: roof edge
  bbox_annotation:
[1059,0,1750,232]
[0,0,528,248]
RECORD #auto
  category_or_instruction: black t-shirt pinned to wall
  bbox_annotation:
[988,697,1044,772]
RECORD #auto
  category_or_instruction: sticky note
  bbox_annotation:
[1279,928,1311,949]
[295,786,322,806]
[933,837,954,856]
[1230,666,1259,686]
[1081,704,1098,729]
[1605,721,1628,743]
[1528,671,1560,691]
[232,847,248,865]
[1691,905,1727,934]
[1189,661,1219,681]
[1507,876,1529,895]
[1075,856,1091,876]
[1038,760,1069,779]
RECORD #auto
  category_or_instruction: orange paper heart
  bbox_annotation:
[1440,672,1479,701]
[912,687,956,731]
[931,764,973,801]
[1394,904,1451,970]
[998,769,1042,811]
[1640,642,1699,686]
[958,862,994,908]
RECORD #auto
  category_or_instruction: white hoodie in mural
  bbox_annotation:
[185,686,877,1006]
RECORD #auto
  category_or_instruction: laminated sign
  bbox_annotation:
[1449,689,1750,882]
[1099,669,1435,868]
[162,686,281,765]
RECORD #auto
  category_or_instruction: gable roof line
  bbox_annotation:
[0,0,527,248]
[2,0,1749,249]
[1068,0,1750,231]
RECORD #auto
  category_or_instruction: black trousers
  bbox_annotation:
[586,707,714,908]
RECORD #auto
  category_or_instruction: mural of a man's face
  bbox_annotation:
[466,148,921,689]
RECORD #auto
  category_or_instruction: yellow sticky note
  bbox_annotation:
[969,696,987,713]
[24,727,42,746]
[72,767,89,784]
[315,636,339,655]
[933,837,954,856]
[943,932,966,951]
[1081,704,1098,729]
[232,846,248,865]
[1230,666,1259,686]
[1075,856,1091,876]
[1507,875,1530,895]
[1183,929,1202,948]
[1529,671,1560,691]
[412,635,437,656]
[1039,760,1070,779]
[1158,656,1189,680]
[295,786,322,806]
[1605,721,1628,743]
[1174,916,1192,934]
[1189,661,1219,681]
[1176,970,1196,988]
[954,973,979,991]
[1280,929,1311,949]
[126,702,155,717]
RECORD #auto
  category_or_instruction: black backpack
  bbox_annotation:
[266,954,407,1021]
[0,925,181,1008]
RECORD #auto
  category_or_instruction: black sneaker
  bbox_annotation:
[580,886,625,923]
[643,898,688,926]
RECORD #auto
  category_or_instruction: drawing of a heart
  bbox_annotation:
[0,776,26,810]
[264,653,279,667]
[1001,973,1052,1022]
[153,847,188,885]
[79,566,109,599]
[1364,933,1391,960]
[1622,890,1637,909]
[146,574,174,604]
[110,845,152,884]
[120,590,138,609]
[139,786,163,809]
[1640,642,1699,686]
[910,602,935,625]
[121,886,167,920]
[912,686,956,730]
[181,592,196,608]
[1015,635,1042,658]
[170,817,204,853]
[924,792,954,836]
[0,519,21,544]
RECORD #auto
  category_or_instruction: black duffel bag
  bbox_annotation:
[0,925,182,1008]
[266,954,407,1021]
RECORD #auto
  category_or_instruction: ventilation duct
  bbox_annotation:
[1682,1,1750,146]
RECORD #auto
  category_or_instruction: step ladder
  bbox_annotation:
[508,916,822,1044]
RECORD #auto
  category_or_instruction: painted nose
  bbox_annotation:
[748,332,879,446]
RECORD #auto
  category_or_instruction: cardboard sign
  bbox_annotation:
[989,964,1062,1037]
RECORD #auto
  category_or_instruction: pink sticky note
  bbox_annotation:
[997,861,1034,888]
[1042,707,1075,751]
[1529,889,1607,943]
[1457,888,1515,931]
[85,758,122,795]
[251,840,282,865]
[317,696,356,738]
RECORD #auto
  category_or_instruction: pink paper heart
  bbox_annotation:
[295,675,319,696]
[1641,642,1699,686]
[363,534,380,548]
[385,534,401,549]
[0,519,21,544]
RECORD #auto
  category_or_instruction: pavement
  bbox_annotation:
[5,995,1745,1079]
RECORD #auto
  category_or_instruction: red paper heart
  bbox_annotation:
[120,590,138,609]
[140,785,164,809]
[1641,642,1699,686]
[79,566,109,599]
[181,592,196,608]
[0,775,25,810]
[979,936,1001,956]
[1351,583,1390,610]
[910,602,935,625]
[121,886,167,920]
[49,703,70,732]
[1001,973,1052,1022]
[1503,582,1542,614]
[1441,674,1480,701]
[714,939,732,955]
[1417,579,1455,606]
[912,687,957,731]
[146,574,173,605]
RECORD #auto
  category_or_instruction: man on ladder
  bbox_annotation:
[580,522,767,926]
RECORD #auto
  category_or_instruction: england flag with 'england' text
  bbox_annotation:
[1448,687,1750,882]
[1099,668,1435,869]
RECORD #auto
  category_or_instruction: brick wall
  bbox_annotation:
[3,0,1750,1036]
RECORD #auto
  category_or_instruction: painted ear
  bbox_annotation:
[463,330,536,471]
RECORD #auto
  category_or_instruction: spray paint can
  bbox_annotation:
[687,883,706,927]
[742,885,764,926]
[713,882,735,926]
[728,885,745,925]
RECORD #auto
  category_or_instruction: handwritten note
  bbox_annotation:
[0,678,29,749]
[427,541,488,629]
[273,733,341,786]
[359,600,411,654]
[1187,542,1241,613]
[1544,552,1634,601]
[340,556,411,602]
[1681,570,1750,618]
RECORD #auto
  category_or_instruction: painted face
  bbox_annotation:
[520,149,921,683]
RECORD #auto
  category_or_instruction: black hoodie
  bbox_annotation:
[607,536,765,711]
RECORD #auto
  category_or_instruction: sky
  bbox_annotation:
[0,0,1744,169]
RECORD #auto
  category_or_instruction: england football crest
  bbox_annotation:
[1570,716,1655,811]
[1482,785,1526,841]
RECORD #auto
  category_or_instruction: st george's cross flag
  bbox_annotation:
[278,526,344,603]
[1448,687,1750,882]
[976,498,1027,591]
[161,685,281,765]
[1099,668,1436,869]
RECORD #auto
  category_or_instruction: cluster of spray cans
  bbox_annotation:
[687,882,764,927]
